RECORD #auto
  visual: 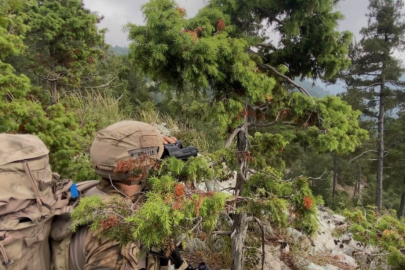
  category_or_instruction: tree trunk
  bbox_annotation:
[376,77,385,213]
[332,152,337,197]
[49,42,58,104]
[354,167,361,198]
[50,80,58,104]
[231,124,248,270]
[397,193,405,220]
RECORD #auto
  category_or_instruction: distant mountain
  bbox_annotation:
[294,79,332,98]
[110,45,129,55]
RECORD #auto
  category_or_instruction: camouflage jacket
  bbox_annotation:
[67,179,188,270]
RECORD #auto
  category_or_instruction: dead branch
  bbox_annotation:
[254,217,265,270]
[364,82,382,89]
[108,176,128,198]
[258,64,314,102]
[307,170,328,180]
[176,217,203,246]
[212,231,232,235]
[256,43,277,51]
[248,121,298,128]
[226,127,242,148]
[349,150,388,163]
[6,91,14,101]
[85,77,118,89]
[349,150,377,163]
[116,93,124,103]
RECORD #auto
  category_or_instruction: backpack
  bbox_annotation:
[0,134,57,270]
[49,179,101,270]
[0,133,101,270]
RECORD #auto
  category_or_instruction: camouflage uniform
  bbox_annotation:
[65,121,189,270]
[68,179,169,270]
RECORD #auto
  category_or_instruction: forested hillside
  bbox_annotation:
[2,0,405,269]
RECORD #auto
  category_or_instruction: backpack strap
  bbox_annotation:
[0,242,13,267]
[52,180,101,216]
[23,161,43,211]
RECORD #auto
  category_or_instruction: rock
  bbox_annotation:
[286,227,304,242]
[211,237,226,253]
[332,214,345,223]
[261,245,291,270]
[263,221,274,237]
[278,241,290,254]
[185,238,206,253]
[306,263,340,270]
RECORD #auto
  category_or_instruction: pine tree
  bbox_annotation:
[19,0,106,103]
[125,0,368,268]
[0,0,129,181]
[1,0,33,131]
[384,114,405,218]
[343,0,405,213]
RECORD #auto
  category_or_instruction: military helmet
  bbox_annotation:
[90,120,164,183]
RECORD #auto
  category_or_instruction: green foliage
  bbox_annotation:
[127,0,367,168]
[3,0,390,266]
[158,156,214,182]
[72,159,229,252]
[126,3,369,266]
[287,94,369,154]
[1,0,32,131]
[209,0,352,80]
[243,171,319,235]
[343,206,405,268]
[14,0,106,102]
[339,0,405,212]
[71,195,135,245]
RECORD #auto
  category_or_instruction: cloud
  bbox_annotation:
[83,0,207,46]
[335,0,369,40]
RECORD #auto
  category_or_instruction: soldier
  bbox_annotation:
[67,120,192,270]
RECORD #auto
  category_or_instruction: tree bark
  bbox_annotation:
[231,124,248,270]
[397,193,405,220]
[376,76,385,213]
[50,80,58,104]
[332,152,337,197]
[354,167,361,198]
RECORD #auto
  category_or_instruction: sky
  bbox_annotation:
[82,0,370,47]
[80,0,375,94]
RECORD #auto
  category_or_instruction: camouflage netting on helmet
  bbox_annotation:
[90,120,164,181]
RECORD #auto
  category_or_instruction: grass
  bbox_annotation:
[68,90,130,130]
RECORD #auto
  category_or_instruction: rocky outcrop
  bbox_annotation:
[191,171,385,269]
[257,206,386,270]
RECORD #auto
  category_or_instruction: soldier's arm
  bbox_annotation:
[83,229,141,270]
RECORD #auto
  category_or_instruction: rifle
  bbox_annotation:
[161,140,198,160]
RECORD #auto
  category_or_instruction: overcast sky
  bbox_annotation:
[82,0,370,47]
